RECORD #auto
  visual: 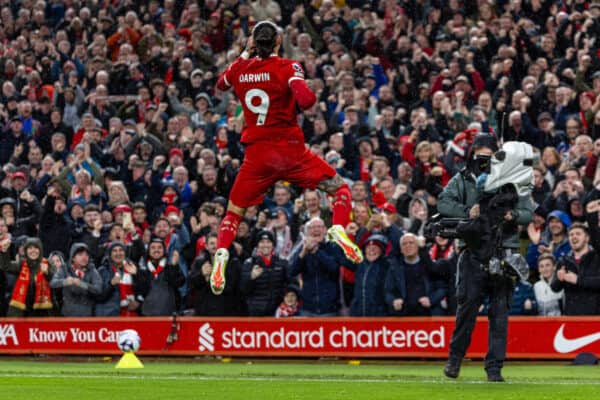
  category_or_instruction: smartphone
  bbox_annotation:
[123,212,132,227]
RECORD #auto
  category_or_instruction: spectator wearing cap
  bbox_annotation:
[0,237,54,317]
[50,242,102,316]
[138,238,185,316]
[526,210,572,270]
[275,282,301,318]
[190,92,213,128]
[266,207,294,259]
[95,241,148,316]
[350,234,396,317]
[289,218,351,316]
[551,220,600,315]
[5,172,41,238]
[39,187,73,257]
[189,232,245,316]
[179,69,206,100]
[386,233,447,316]
[0,115,28,165]
[240,230,288,316]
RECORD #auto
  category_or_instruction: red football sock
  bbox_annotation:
[332,184,352,228]
[217,210,243,250]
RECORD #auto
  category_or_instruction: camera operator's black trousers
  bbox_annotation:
[448,250,514,373]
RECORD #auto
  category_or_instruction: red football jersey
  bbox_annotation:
[218,56,309,144]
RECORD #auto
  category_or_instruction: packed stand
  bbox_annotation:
[0,0,599,318]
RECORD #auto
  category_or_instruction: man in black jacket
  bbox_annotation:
[71,204,105,266]
[139,238,185,316]
[188,232,244,316]
[240,230,288,316]
[39,187,73,256]
[551,216,600,315]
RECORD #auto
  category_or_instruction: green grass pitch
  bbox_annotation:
[0,359,599,399]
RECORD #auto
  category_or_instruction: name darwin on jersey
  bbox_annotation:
[239,72,271,83]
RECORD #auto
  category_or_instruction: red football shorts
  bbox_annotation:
[229,141,336,208]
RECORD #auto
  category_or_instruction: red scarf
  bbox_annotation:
[260,253,273,267]
[359,157,371,181]
[580,111,589,132]
[276,300,300,317]
[429,244,454,261]
[112,265,135,316]
[10,259,52,311]
[147,258,166,279]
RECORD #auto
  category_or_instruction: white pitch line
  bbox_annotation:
[0,373,598,385]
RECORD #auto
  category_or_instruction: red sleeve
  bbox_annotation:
[401,139,416,167]
[217,58,246,91]
[585,154,598,179]
[430,75,444,96]
[290,79,316,110]
[216,73,230,91]
[470,70,485,100]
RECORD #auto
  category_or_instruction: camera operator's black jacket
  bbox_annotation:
[550,211,600,315]
[437,170,533,249]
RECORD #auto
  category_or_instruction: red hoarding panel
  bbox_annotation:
[0,317,599,359]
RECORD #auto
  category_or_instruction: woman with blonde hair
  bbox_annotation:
[411,140,450,192]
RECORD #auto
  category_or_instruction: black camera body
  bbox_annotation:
[424,216,468,240]
[557,255,579,274]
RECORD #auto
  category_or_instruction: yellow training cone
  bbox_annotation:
[115,352,144,369]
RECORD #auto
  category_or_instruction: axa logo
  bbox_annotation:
[553,324,600,353]
[198,323,215,352]
[0,324,19,346]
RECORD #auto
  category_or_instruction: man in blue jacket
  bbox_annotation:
[289,218,350,316]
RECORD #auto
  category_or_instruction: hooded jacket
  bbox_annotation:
[0,237,54,316]
[95,241,148,316]
[50,244,102,316]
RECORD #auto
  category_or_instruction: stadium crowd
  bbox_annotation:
[0,0,600,318]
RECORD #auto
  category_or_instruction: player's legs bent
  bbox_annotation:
[284,146,362,264]
[318,175,363,263]
[211,203,245,295]
[211,150,276,295]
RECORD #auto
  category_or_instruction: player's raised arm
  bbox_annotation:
[216,37,257,91]
[288,63,316,110]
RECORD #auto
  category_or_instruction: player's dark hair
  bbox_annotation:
[253,21,278,58]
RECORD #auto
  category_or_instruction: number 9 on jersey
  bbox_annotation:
[245,89,270,126]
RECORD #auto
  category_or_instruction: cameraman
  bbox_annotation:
[439,134,533,382]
